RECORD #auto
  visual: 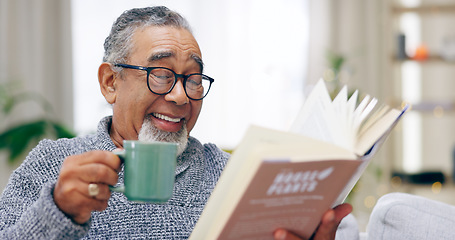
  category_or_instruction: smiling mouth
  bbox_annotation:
[152,113,182,123]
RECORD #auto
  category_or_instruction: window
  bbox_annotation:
[72,0,309,149]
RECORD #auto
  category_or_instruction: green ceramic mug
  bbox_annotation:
[110,140,178,203]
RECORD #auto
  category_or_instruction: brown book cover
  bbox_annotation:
[217,159,361,239]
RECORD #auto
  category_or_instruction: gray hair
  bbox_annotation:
[103,6,192,66]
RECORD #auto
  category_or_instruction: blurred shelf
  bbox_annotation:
[392,55,455,64]
[392,5,455,14]
[411,101,455,113]
[389,100,455,113]
[392,171,446,185]
[389,171,455,205]
[386,2,455,206]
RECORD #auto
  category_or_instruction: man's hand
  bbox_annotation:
[273,203,353,240]
[53,151,122,224]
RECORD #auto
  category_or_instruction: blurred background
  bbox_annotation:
[1,0,455,231]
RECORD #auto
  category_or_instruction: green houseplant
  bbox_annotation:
[0,82,76,164]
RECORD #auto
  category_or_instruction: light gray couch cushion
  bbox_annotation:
[336,213,359,240]
[367,192,455,240]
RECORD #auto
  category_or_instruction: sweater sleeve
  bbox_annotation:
[0,180,90,239]
[0,140,91,239]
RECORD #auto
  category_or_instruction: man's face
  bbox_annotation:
[108,26,203,147]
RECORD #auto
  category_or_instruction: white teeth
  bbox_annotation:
[153,113,182,123]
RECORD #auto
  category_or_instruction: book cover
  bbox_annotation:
[217,159,361,239]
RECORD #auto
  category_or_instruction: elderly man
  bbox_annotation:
[0,6,351,239]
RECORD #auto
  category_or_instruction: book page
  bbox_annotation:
[331,86,350,150]
[354,107,403,155]
[290,79,338,144]
[358,104,390,136]
[345,90,358,151]
[335,104,408,204]
[291,79,408,156]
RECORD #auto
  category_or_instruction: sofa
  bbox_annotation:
[335,192,455,240]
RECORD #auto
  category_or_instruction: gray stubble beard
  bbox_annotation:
[138,115,189,156]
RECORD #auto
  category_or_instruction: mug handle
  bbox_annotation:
[109,150,126,193]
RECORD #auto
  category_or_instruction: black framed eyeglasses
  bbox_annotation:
[115,63,214,100]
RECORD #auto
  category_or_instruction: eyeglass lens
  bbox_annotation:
[149,68,211,99]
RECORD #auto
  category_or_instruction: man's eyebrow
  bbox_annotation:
[147,51,204,72]
[191,54,204,72]
[148,51,173,62]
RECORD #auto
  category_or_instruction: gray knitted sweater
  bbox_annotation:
[0,116,229,239]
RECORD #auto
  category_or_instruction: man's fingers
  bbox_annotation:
[273,228,303,240]
[78,163,119,186]
[53,150,121,225]
[70,150,122,170]
[272,204,353,240]
[310,210,336,240]
[54,183,110,224]
[332,203,352,223]
[313,203,353,240]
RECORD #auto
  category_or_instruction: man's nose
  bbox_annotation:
[164,80,189,105]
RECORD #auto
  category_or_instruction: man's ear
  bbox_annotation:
[98,62,118,104]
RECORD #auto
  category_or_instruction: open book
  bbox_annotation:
[189,79,409,240]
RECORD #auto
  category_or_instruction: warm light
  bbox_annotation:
[391,176,402,189]
[431,182,442,194]
[323,69,336,82]
[433,106,444,118]
[412,44,429,61]
[364,196,377,209]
